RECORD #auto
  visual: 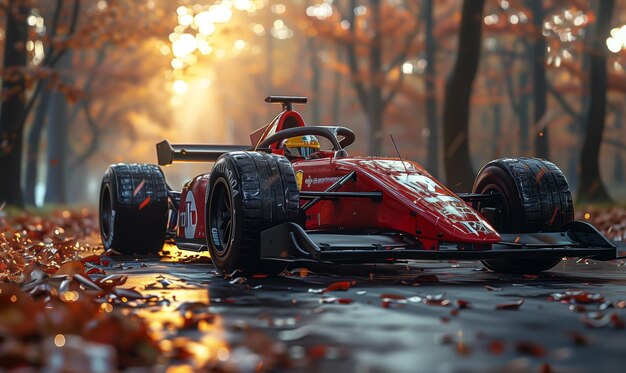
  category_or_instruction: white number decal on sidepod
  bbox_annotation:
[180,191,198,238]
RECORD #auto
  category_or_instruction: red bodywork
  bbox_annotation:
[176,108,500,249]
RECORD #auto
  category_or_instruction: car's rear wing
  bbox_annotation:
[156,140,251,165]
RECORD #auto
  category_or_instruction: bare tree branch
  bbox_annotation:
[500,39,525,120]
[69,48,108,169]
[24,0,81,122]
[69,103,100,169]
[382,68,405,108]
[381,2,421,109]
[546,80,582,121]
[44,0,63,60]
[604,138,626,152]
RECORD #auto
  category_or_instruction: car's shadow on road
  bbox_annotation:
[205,259,624,301]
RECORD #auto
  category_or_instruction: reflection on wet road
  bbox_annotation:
[109,245,626,372]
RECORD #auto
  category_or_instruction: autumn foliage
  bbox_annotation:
[0,210,160,369]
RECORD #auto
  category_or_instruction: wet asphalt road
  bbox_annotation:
[108,247,626,373]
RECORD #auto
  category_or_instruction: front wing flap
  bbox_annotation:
[259,221,616,262]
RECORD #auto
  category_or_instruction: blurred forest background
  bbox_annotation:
[0,0,625,209]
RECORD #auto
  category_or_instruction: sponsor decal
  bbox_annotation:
[214,161,239,197]
[295,170,304,190]
[211,228,220,246]
[393,172,484,223]
[180,192,198,238]
[304,175,342,188]
[374,160,417,173]
[461,221,493,236]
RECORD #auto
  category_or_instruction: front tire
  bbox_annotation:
[472,157,574,273]
[206,152,299,275]
[99,164,168,254]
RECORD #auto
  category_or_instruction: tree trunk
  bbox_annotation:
[613,110,624,184]
[344,0,388,155]
[44,92,68,204]
[518,71,530,154]
[308,36,321,125]
[614,152,624,184]
[366,0,383,155]
[44,90,69,204]
[0,2,29,207]
[442,0,484,191]
[44,48,75,205]
[501,42,530,156]
[577,0,614,203]
[25,87,51,205]
[423,0,439,177]
[266,1,273,97]
[530,1,549,159]
[491,82,502,159]
[367,93,383,155]
[331,56,342,124]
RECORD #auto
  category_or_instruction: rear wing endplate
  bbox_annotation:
[156,140,250,166]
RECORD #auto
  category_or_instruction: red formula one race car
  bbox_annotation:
[99,96,616,275]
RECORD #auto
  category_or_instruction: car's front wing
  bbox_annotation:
[259,221,616,263]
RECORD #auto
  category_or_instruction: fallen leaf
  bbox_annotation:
[549,290,604,304]
[610,313,625,329]
[320,297,353,305]
[415,274,439,283]
[308,345,327,359]
[539,363,553,373]
[424,294,451,307]
[568,331,589,345]
[456,342,472,356]
[488,340,504,355]
[310,281,354,294]
[440,334,454,344]
[55,261,85,276]
[485,285,502,292]
[74,274,103,291]
[379,293,406,300]
[114,288,145,300]
[81,255,101,264]
[86,268,106,275]
[495,300,524,310]
[229,277,247,285]
[289,267,312,277]
[515,341,545,357]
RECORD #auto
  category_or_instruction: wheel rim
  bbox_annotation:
[209,178,234,256]
[100,185,113,239]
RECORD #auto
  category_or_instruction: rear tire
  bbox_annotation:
[472,157,574,273]
[99,164,168,254]
[206,152,299,275]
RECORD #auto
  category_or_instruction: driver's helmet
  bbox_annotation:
[281,135,320,158]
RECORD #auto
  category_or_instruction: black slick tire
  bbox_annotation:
[472,157,574,273]
[99,163,168,254]
[206,152,299,276]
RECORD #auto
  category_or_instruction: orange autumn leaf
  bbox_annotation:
[55,260,85,276]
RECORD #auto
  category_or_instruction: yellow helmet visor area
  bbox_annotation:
[283,135,320,157]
